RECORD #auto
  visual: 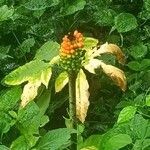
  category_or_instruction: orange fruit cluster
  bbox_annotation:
[60,30,84,58]
[59,30,85,72]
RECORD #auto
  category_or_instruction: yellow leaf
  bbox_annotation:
[76,69,90,123]
[55,71,69,92]
[41,67,52,88]
[97,42,125,64]
[21,81,41,107]
[100,62,127,91]
[81,146,98,150]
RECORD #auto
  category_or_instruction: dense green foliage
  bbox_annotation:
[0,0,150,149]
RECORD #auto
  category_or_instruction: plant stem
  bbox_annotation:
[68,71,77,149]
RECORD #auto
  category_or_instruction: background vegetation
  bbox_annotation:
[0,0,150,149]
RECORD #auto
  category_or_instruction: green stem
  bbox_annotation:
[68,71,77,149]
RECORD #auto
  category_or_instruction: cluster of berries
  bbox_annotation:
[59,30,85,72]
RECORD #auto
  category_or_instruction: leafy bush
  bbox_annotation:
[0,0,150,150]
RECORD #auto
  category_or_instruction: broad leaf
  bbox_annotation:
[84,59,102,74]
[133,139,150,150]
[55,71,68,92]
[21,81,41,107]
[0,86,22,111]
[35,41,59,61]
[18,101,48,134]
[0,5,14,22]
[114,13,138,33]
[104,134,132,150]
[36,89,51,115]
[20,38,35,53]
[24,0,60,10]
[127,59,150,71]
[130,114,150,139]
[0,145,10,150]
[97,42,125,64]
[129,43,147,60]
[84,37,98,52]
[117,106,137,124]
[76,69,90,123]
[100,62,127,91]
[94,9,116,26]
[37,128,76,150]
[82,135,103,149]
[62,0,86,16]
[3,60,50,85]
[81,146,98,150]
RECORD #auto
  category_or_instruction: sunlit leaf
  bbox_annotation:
[0,5,14,22]
[81,146,98,150]
[37,128,76,150]
[21,81,41,107]
[104,134,132,150]
[117,106,137,124]
[82,135,102,149]
[49,55,60,65]
[0,145,10,150]
[55,71,69,92]
[100,62,127,91]
[146,95,150,106]
[84,59,102,74]
[97,42,125,64]
[34,41,59,61]
[41,67,52,88]
[76,69,90,123]
[3,60,50,85]
[0,87,22,111]
[84,37,98,52]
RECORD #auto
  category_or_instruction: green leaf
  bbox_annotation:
[129,43,147,60]
[11,136,30,150]
[3,60,50,85]
[104,134,132,150]
[62,0,86,16]
[0,112,15,134]
[82,135,103,149]
[36,89,51,115]
[144,0,150,11]
[0,5,14,22]
[117,106,137,124]
[0,145,10,150]
[55,71,68,92]
[11,135,39,150]
[127,59,150,71]
[20,38,35,53]
[37,128,76,150]
[0,45,11,59]
[146,94,150,106]
[24,0,60,10]
[114,13,138,33]
[94,9,116,26]
[35,41,59,61]
[133,139,150,150]
[17,101,48,134]
[0,86,22,111]
[130,114,150,139]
